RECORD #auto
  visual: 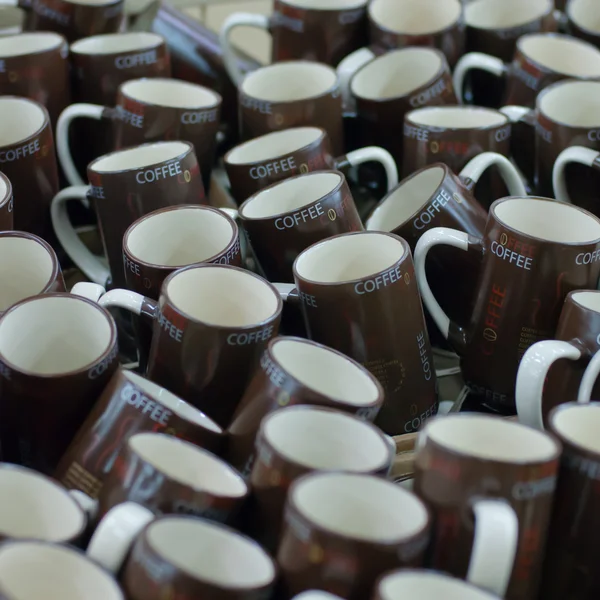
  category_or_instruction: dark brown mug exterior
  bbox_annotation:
[55,367,224,500]
[0,173,13,231]
[293,232,438,436]
[0,33,69,126]
[414,419,561,600]
[30,0,124,43]
[0,98,59,243]
[0,294,119,474]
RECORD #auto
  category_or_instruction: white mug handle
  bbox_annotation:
[336,47,376,112]
[453,52,506,103]
[50,186,110,286]
[218,13,270,86]
[71,282,107,303]
[577,349,600,404]
[459,151,527,196]
[344,146,398,191]
[69,490,99,522]
[553,146,599,204]
[87,502,155,573]
[467,498,519,598]
[515,340,582,430]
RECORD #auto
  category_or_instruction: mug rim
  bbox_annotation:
[70,31,165,55]
[0,96,49,151]
[567,0,600,36]
[0,172,12,210]
[568,289,600,314]
[0,31,66,58]
[404,105,509,131]
[536,77,600,128]
[122,204,239,271]
[465,0,553,31]
[0,293,117,379]
[281,0,368,10]
[549,401,600,457]
[57,0,121,8]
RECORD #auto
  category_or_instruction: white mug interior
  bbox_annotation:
[226,127,323,165]
[292,472,428,542]
[0,174,7,202]
[571,290,600,313]
[240,171,342,219]
[294,232,404,283]
[0,542,123,600]
[0,235,55,313]
[146,517,275,588]
[125,207,236,268]
[241,61,338,103]
[351,47,444,100]
[70,31,164,55]
[270,338,380,407]
[0,468,85,541]
[519,34,600,78]
[494,197,600,244]
[120,78,220,109]
[370,0,462,34]
[0,97,45,147]
[285,0,366,8]
[551,404,600,454]
[91,140,190,173]
[366,165,445,232]
[262,406,389,471]
[465,0,552,29]
[292,593,343,600]
[539,80,600,127]
[0,32,63,58]
[65,0,121,6]
[568,0,600,34]
[0,296,113,375]
[408,106,507,129]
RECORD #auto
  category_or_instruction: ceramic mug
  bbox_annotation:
[51,141,205,288]
[454,32,600,107]
[57,77,222,192]
[226,335,384,474]
[55,367,224,499]
[415,413,560,599]
[0,172,12,230]
[415,196,600,413]
[554,144,600,212]
[567,0,600,49]
[0,6,25,35]
[224,126,397,204]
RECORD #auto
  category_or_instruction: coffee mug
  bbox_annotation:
[30,0,123,42]
[0,231,64,315]
[277,471,430,599]
[96,264,282,428]
[51,141,205,288]
[554,144,600,212]
[0,32,69,126]
[87,510,277,597]
[220,0,368,82]
[454,32,600,107]
[0,6,25,35]
[55,367,223,499]
[516,290,600,430]
[245,405,393,552]
[238,61,344,156]
[226,335,384,473]
[225,126,398,204]
[0,96,59,242]
[415,413,560,599]
[0,172,12,230]
[415,196,600,413]
[285,231,437,435]
[0,293,119,473]
[57,77,222,191]
[0,541,124,599]
[567,0,600,49]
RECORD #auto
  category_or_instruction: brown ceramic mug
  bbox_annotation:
[245,405,394,552]
[0,32,69,126]
[226,335,384,474]
[87,510,277,598]
[55,367,224,499]
[567,0,600,49]
[454,32,600,107]
[280,231,438,435]
[220,0,368,81]
[415,196,600,413]
[0,540,124,600]
[516,290,600,430]
[30,0,123,43]
[51,141,205,289]
[0,173,12,230]
[0,231,64,315]
[238,61,344,156]
[0,293,119,473]
[96,264,283,428]
[0,6,25,35]
[57,77,222,192]
[224,126,398,205]
[415,413,561,600]
[0,97,59,242]
[277,471,430,599]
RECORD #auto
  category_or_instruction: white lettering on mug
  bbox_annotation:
[355,405,381,421]
[467,381,508,404]
[299,291,318,307]
[0,138,40,163]
[135,161,182,184]
[250,156,296,179]
[123,254,141,276]
[121,381,172,425]
[34,2,69,25]
[213,237,241,265]
[535,120,552,143]
[403,123,429,141]
[88,345,118,380]
[158,311,183,342]
[589,130,600,142]
[114,105,144,128]
[495,125,512,142]
[89,185,105,199]
[6,196,13,213]
[181,109,218,124]
[260,351,286,387]
[417,330,432,381]
[339,8,363,24]
[512,475,556,501]
[564,451,600,479]
[413,188,452,230]
[513,64,540,91]
[355,264,402,295]
[272,11,304,32]
[240,94,272,115]
[409,77,447,108]
[491,241,533,270]
[275,202,324,230]
[576,249,600,265]
[115,49,157,69]
[227,326,274,346]
[403,401,438,433]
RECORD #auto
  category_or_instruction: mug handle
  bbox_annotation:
[515,340,582,430]
[69,489,99,522]
[576,348,600,404]
[86,502,155,574]
[335,146,398,191]
[467,498,519,598]
[51,186,111,286]
[453,52,506,103]
[499,105,536,186]
[459,151,527,196]
[336,47,376,112]
[553,146,599,203]
[218,13,270,86]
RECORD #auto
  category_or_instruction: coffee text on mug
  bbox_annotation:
[260,351,286,387]
[588,130,600,141]
[355,264,402,295]
[481,284,506,356]
[0,138,40,163]
[467,381,508,405]
[240,94,272,115]
[417,330,432,381]
[88,345,118,380]
[115,50,157,69]
[490,240,533,270]
[513,63,540,91]
[122,381,172,425]
[564,450,600,480]
[158,310,184,342]
[409,77,448,108]
[228,326,274,346]
[272,10,303,32]
[114,105,144,128]
[34,2,69,25]
[403,400,437,433]
[495,124,512,142]
[213,237,241,265]
[89,185,105,199]
[576,249,600,265]
[339,7,364,24]
[535,120,552,143]
[181,109,219,124]
[512,475,556,501]
[124,254,141,276]
[275,202,324,230]
[299,291,318,307]
[250,156,296,179]
[403,123,429,141]
[136,161,182,184]
[413,188,452,230]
